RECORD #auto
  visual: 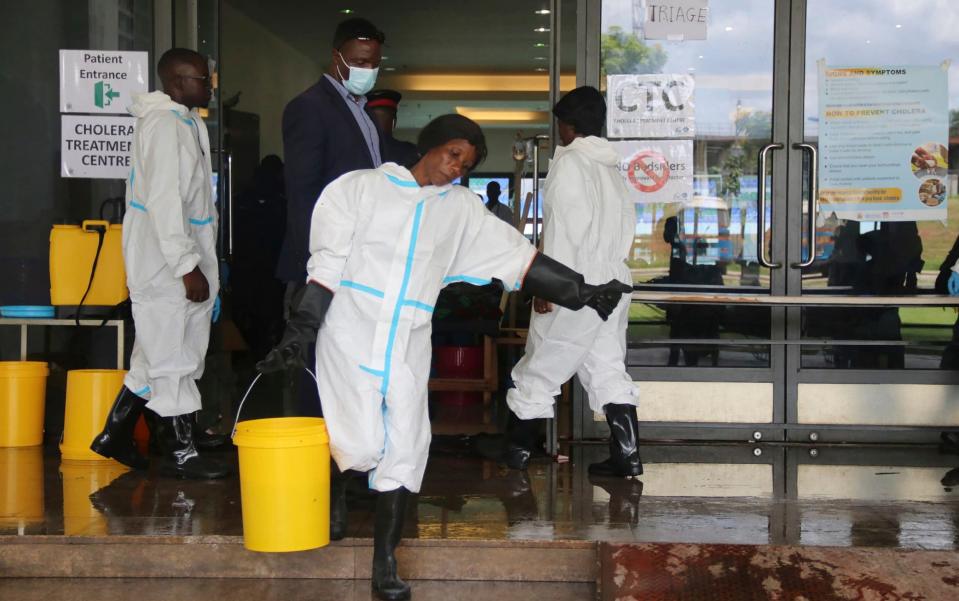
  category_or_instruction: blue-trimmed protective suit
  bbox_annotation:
[507,136,639,420]
[122,91,219,417]
[307,162,537,493]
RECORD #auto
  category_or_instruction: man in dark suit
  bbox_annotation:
[276,17,386,296]
[275,18,385,416]
[366,89,420,168]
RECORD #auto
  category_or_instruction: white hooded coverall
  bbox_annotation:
[507,136,639,420]
[122,91,219,417]
[308,162,538,493]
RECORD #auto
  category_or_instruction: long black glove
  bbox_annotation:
[521,253,632,321]
[256,282,334,373]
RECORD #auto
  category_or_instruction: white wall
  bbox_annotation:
[221,1,322,159]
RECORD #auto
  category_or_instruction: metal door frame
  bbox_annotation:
[575,0,959,444]
[575,0,794,442]
[782,0,959,443]
[155,0,228,259]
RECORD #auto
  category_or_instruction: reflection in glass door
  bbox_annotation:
[582,0,791,440]
[787,0,959,440]
[585,0,959,442]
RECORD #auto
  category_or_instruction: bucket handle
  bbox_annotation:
[231,367,319,439]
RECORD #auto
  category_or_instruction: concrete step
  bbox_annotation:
[0,578,596,601]
[4,536,957,600]
[0,535,597,582]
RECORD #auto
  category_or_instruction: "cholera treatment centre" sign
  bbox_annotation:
[61,115,136,179]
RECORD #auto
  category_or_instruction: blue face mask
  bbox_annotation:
[336,51,379,96]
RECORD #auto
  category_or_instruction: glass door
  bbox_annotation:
[786,0,959,441]
[581,0,793,440]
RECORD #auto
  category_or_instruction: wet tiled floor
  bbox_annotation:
[2,440,959,549]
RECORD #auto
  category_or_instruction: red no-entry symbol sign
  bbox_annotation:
[628,150,670,193]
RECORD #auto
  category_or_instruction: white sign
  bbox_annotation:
[612,139,694,204]
[61,115,135,179]
[607,74,695,138]
[60,49,148,114]
[643,0,709,41]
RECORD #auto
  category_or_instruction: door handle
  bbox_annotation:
[757,143,783,269]
[527,134,549,248]
[226,151,234,260]
[791,143,818,269]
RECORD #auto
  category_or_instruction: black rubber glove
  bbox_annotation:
[256,282,334,373]
[521,253,632,321]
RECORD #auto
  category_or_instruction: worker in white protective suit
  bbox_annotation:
[90,48,230,480]
[505,86,642,479]
[257,114,632,601]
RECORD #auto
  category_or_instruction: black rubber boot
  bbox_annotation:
[330,461,348,541]
[371,487,411,601]
[195,429,229,450]
[502,410,544,471]
[90,386,149,470]
[588,403,643,478]
[152,412,232,479]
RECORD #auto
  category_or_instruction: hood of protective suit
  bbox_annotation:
[554,135,620,166]
[128,91,189,118]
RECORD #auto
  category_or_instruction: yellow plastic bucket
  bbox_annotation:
[233,417,330,552]
[0,447,45,529]
[0,361,50,447]
[60,369,127,460]
[59,459,128,536]
[49,220,128,307]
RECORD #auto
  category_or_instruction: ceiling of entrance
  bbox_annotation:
[226,0,578,129]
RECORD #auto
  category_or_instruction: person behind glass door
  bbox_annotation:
[935,230,959,458]
[852,223,923,369]
[484,180,514,224]
[660,214,722,367]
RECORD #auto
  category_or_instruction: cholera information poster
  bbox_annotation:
[818,64,949,222]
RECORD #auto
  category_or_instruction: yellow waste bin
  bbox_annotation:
[233,417,330,552]
[0,361,49,447]
[60,369,127,460]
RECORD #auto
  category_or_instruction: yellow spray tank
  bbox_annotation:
[49,220,127,314]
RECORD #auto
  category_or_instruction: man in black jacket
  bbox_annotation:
[276,17,385,296]
[274,17,385,415]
